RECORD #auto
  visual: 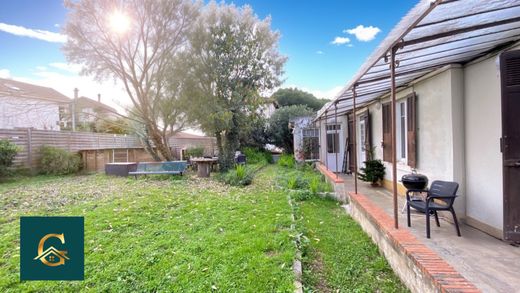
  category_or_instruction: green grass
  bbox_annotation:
[0,167,295,292]
[298,198,408,292]
[0,165,407,292]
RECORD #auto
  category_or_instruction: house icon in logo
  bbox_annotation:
[33,233,69,267]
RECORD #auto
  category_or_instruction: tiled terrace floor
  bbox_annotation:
[339,174,520,293]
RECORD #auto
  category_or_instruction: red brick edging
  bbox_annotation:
[316,163,344,183]
[349,192,480,293]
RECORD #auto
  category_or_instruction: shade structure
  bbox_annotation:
[316,0,520,119]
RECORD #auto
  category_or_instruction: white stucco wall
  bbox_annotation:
[0,96,61,130]
[464,55,503,231]
[367,67,466,216]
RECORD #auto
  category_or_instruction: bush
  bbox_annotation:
[40,146,82,175]
[286,176,309,190]
[243,147,273,164]
[291,189,313,201]
[358,159,386,186]
[277,154,295,168]
[309,177,320,195]
[0,139,19,176]
[184,146,204,159]
[218,164,257,186]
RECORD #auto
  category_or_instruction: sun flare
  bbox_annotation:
[109,11,130,34]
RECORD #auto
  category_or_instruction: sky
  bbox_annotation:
[0,0,418,112]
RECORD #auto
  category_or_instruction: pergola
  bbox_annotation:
[315,0,520,228]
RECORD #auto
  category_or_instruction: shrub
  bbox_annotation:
[309,177,320,195]
[277,154,295,168]
[358,159,386,186]
[242,147,273,164]
[291,189,313,201]
[218,164,256,186]
[184,146,204,159]
[0,139,19,176]
[286,175,309,190]
[40,146,81,175]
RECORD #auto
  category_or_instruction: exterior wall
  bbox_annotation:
[291,116,314,162]
[367,67,466,216]
[464,55,503,233]
[0,96,61,130]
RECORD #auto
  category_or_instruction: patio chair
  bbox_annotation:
[406,180,461,239]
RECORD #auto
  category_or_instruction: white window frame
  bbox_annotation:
[396,100,407,163]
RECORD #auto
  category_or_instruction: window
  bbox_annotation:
[326,124,340,153]
[397,101,407,161]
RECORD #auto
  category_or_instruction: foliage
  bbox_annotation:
[0,139,19,176]
[184,146,205,159]
[277,154,296,168]
[94,117,131,134]
[218,164,263,186]
[268,105,314,153]
[176,2,286,171]
[271,88,328,111]
[291,189,313,202]
[243,147,273,164]
[0,166,295,291]
[39,146,82,175]
[298,197,408,292]
[63,0,198,160]
[309,177,320,195]
[238,115,269,149]
[358,159,386,185]
[286,176,309,190]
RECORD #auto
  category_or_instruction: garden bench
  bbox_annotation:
[128,161,187,178]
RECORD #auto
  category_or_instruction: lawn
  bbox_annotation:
[0,164,407,292]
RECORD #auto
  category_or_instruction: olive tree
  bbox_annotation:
[176,2,286,170]
[62,0,199,160]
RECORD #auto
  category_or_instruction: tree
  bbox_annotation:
[176,2,286,171]
[268,105,314,153]
[63,0,199,160]
[271,88,328,111]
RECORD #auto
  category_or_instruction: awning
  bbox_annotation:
[316,0,520,119]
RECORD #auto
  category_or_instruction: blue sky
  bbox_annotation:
[0,0,417,107]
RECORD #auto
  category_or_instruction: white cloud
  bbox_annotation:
[331,36,350,45]
[344,25,381,42]
[316,50,324,55]
[0,69,11,78]
[0,22,66,43]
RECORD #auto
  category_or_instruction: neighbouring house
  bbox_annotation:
[62,88,119,131]
[289,116,319,162]
[168,131,217,159]
[315,0,520,241]
[0,78,70,130]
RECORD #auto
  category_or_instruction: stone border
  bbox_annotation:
[349,192,480,293]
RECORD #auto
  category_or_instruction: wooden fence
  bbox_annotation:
[0,128,143,171]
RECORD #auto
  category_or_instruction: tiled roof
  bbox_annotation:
[0,77,70,103]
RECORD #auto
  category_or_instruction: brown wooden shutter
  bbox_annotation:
[382,103,392,162]
[347,114,355,173]
[407,93,417,168]
[362,111,372,160]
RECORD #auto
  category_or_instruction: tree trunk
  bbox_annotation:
[146,124,174,161]
[220,114,240,172]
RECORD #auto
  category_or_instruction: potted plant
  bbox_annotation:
[358,159,385,186]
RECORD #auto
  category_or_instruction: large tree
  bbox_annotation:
[271,88,328,111]
[176,2,286,170]
[62,0,199,160]
[268,105,314,153]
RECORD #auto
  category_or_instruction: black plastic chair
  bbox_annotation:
[406,180,461,239]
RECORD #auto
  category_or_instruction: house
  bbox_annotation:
[63,88,119,131]
[0,78,70,130]
[168,131,217,159]
[315,0,520,241]
[289,116,319,162]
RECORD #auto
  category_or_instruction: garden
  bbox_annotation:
[0,145,406,292]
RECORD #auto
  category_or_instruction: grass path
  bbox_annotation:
[0,166,296,292]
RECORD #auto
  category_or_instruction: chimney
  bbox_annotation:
[73,88,78,99]
[98,93,101,103]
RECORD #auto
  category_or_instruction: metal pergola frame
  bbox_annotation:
[315,0,520,229]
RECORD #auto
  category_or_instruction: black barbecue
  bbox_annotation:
[401,172,428,190]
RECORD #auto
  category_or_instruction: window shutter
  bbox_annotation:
[382,103,392,162]
[362,111,372,160]
[407,93,417,168]
[347,114,355,172]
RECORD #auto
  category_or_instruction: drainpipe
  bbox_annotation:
[334,102,338,178]
[72,88,78,132]
[352,85,358,194]
[390,46,399,229]
[98,93,101,103]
